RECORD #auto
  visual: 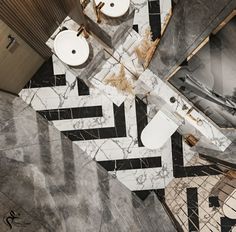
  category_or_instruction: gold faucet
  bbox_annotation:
[77,25,89,38]
[80,0,89,9]
[186,108,203,126]
[94,1,105,23]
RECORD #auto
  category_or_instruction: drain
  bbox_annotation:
[72,50,76,54]
[170,97,176,103]
[110,3,114,7]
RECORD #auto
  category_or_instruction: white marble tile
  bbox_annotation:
[52,113,114,131]
[112,30,145,78]
[132,0,150,34]
[113,165,173,191]
[52,55,67,75]
[90,55,136,106]
[159,0,172,31]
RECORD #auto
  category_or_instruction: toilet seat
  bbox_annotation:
[141,110,179,149]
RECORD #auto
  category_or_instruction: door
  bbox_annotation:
[0,20,43,94]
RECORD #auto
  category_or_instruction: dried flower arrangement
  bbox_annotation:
[135,27,159,69]
[104,64,134,94]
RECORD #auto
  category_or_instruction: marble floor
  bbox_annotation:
[19,0,236,231]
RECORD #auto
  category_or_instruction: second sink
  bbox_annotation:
[94,0,130,18]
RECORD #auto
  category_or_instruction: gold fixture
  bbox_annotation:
[184,134,199,147]
[226,170,236,180]
[80,0,89,9]
[77,25,89,38]
[135,27,159,69]
[94,1,105,23]
[186,108,203,126]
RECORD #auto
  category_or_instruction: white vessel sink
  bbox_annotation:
[94,0,130,18]
[54,30,89,66]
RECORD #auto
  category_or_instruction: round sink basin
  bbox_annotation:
[94,0,130,18]
[54,30,89,66]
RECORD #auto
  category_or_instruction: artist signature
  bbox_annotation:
[3,210,31,230]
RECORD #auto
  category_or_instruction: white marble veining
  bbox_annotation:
[94,0,131,18]
[132,0,150,33]
[111,30,145,78]
[90,53,136,106]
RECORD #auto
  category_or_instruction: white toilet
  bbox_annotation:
[141,110,180,150]
[222,189,236,219]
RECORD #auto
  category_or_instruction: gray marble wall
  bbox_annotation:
[149,0,236,80]
[0,90,176,232]
[168,15,236,129]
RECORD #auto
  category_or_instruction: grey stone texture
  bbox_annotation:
[198,142,236,170]
[0,90,176,232]
[83,2,135,48]
[143,193,178,232]
[149,0,236,80]
[68,35,106,85]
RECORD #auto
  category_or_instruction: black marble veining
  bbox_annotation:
[98,157,162,172]
[62,103,126,141]
[135,97,148,147]
[187,188,199,232]
[148,0,161,40]
[37,106,103,121]
[24,58,66,88]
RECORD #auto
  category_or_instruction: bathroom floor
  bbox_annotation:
[19,0,236,231]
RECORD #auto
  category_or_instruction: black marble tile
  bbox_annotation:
[133,190,151,201]
[220,217,236,232]
[98,157,162,171]
[149,14,161,40]
[24,57,66,88]
[37,106,103,121]
[187,188,199,232]
[209,196,220,208]
[133,189,165,201]
[148,0,161,40]
[98,128,117,139]
[61,103,126,141]
[113,103,126,137]
[63,129,100,141]
[148,0,160,14]
[135,97,148,147]
[133,24,139,33]
[171,132,222,178]
[77,78,90,95]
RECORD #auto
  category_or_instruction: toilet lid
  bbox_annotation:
[222,189,236,219]
[141,110,179,149]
